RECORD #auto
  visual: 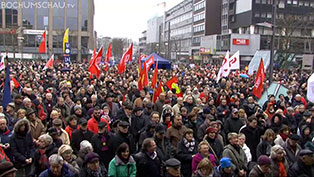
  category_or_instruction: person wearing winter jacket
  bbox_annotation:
[9,119,35,176]
[274,125,290,146]
[58,145,80,175]
[288,149,314,177]
[29,134,58,177]
[270,145,289,177]
[238,133,252,163]
[224,108,244,135]
[192,141,216,174]
[79,152,108,177]
[282,134,302,167]
[108,143,136,177]
[39,154,75,177]
[154,124,174,162]
[249,155,272,177]
[176,128,198,177]
[256,129,275,159]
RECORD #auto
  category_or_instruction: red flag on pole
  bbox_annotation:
[153,81,164,103]
[89,49,96,67]
[104,43,111,71]
[38,31,47,53]
[43,54,54,70]
[138,62,149,91]
[88,48,102,79]
[151,60,158,88]
[118,43,133,74]
[252,58,265,98]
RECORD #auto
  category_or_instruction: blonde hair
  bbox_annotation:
[197,158,213,174]
[198,141,210,151]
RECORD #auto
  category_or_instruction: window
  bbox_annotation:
[304,1,309,6]
[255,0,261,3]
[262,0,267,4]
[299,1,304,6]
[311,2,314,7]
[193,24,205,33]
[287,0,292,4]
[292,0,298,5]
[194,1,205,11]
[267,0,272,4]
[255,12,260,17]
[193,12,205,22]
[267,13,272,18]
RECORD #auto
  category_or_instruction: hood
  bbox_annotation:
[271,113,283,125]
[13,119,30,134]
[114,155,135,165]
[300,124,310,137]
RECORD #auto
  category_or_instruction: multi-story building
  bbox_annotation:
[138,30,147,54]
[146,16,163,54]
[164,0,193,61]
[220,0,314,59]
[0,0,96,61]
[191,0,222,61]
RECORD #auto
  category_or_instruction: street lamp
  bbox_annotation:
[256,0,277,84]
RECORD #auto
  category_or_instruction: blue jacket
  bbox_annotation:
[39,164,75,177]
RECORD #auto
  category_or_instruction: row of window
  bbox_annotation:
[171,26,192,37]
[254,12,272,18]
[256,0,314,7]
[193,24,205,32]
[170,12,192,26]
[193,12,205,22]
[194,0,205,11]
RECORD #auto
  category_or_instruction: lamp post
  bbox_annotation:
[269,0,277,84]
[256,0,277,84]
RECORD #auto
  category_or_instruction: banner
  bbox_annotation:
[64,43,71,64]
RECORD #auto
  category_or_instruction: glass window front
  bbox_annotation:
[81,0,88,31]
[67,0,78,30]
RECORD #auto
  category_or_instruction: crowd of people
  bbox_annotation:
[0,60,313,177]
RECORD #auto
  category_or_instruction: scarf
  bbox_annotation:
[278,161,287,177]
[100,134,109,151]
[183,138,195,152]
[280,133,289,141]
[87,167,103,177]
[39,149,49,170]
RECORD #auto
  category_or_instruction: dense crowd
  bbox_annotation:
[0,60,313,177]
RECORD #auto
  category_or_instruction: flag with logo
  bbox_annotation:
[216,51,230,82]
[88,48,103,79]
[104,43,111,72]
[118,43,133,74]
[0,55,5,71]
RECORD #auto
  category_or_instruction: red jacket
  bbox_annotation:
[87,117,111,134]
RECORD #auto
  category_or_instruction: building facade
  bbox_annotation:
[164,0,193,61]
[0,0,96,61]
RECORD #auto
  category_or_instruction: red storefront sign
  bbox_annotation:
[233,38,249,45]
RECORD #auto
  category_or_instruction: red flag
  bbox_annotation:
[104,44,111,71]
[153,81,164,103]
[43,54,54,70]
[88,48,102,79]
[38,31,47,53]
[138,54,147,75]
[118,43,133,74]
[11,77,20,88]
[151,60,158,88]
[252,58,265,98]
[166,76,179,89]
[138,62,149,91]
[143,55,154,70]
[89,49,96,67]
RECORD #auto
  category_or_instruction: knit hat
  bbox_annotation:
[80,140,93,151]
[74,105,82,112]
[206,127,216,134]
[257,155,272,166]
[58,144,73,155]
[0,161,17,177]
[220,157,232,168]
[84,152,99,164]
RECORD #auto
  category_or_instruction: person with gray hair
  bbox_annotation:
[76,140,93,168]
[29,134,58,176]
[39,154,75,177]
[270,145,289,177]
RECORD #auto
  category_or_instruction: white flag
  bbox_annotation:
[0,55,5,71]
[307,73,314,103]
[216,51,230,82]
[228,51,240,70]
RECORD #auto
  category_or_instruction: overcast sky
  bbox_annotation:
[94,0,183,41]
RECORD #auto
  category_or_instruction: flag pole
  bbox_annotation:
[45,27,48,61]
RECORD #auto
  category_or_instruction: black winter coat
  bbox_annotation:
[109,131,136,154]
[154,136,174,162]
[71,129,94,155]
[134,151,162,177]
[176,139,198,177]
[240,125,263,162]
[288,159,314,177]
[9,119,35,169]
[224,117,244,135]
[91,132,114,167]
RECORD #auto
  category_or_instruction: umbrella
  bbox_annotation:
[239,74,249,78]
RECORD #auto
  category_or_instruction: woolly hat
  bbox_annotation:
[257,155,272,166]
[58,144,73,155]
[80,140,92,151]
[220,157,232,168]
